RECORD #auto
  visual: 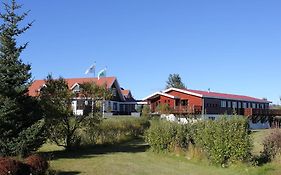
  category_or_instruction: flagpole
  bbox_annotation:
[94,61,96,78]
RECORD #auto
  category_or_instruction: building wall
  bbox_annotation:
[147,90,270,116]
[149,96,175,112]
[167,90,202,108]
[204,98,270,115]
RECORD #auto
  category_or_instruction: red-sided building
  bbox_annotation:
[143,87,272,116]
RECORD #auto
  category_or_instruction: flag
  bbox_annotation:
[85,64,96,75]
[98,68,106,80]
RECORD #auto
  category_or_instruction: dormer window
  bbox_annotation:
[38,84,47,92]
[72,83,80,93]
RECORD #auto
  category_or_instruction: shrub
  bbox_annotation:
[0,157,30,175]
[84,117,150,145]
[156,104,171,114]
[25,154,49,175]
[141,105,151,117]
[193,116,252,166]
[144,120,193,153]
[262,129,281,162]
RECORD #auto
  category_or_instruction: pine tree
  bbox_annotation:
[0,0,45,156]
[166,73,186,89]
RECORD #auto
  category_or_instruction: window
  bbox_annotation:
[232,101,237,108]
[256,104,260,109]
[227,101,231,108]
[252,103,256,108]
[113,102,117,111]
[238,102,241,108]
[181,100,188,106]
[221,101,227,108]
[72,84,80,93]
[112,88,117,96]
[168,100,170,103]
[248,103,251,108]
[175,99,180,106]
[164,100,167,103]
[243,102,247,108]
[261,104,264,109]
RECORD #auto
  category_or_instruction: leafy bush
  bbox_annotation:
[194,116,252,166]
[84,117,150,145]
[262,129,281,162]
[144,120,193,153]
[156,104,171,114]
[25,154,49,175]
[0,157,30,175]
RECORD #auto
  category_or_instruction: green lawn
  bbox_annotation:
[40,130,281,175]
[251,129,272,155]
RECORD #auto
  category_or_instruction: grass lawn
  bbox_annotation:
[251,129,273,155]
[40,130,281,175]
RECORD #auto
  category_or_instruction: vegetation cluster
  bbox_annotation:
[145,117,253,166]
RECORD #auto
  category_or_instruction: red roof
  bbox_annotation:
[28,77,116,97]
[162,88,270,103]
[186,89,270,103]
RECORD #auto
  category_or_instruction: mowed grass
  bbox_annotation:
[40,130,281,175]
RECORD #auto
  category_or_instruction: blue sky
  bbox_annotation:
[15,0,281,103]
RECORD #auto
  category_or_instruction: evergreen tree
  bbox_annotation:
[0,0,45,156]
[166,73,186,89]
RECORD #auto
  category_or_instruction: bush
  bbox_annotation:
[0,157,30,175]
[25,154,49,175]
[144,120,193,153]
[194,116,252,166]
[141,105,151,117]
[84,117,150,145]
[262,129,281,162]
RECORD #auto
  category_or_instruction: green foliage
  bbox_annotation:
[166,73,186,89]
[80,82,112,101]
[141,105,151,117]
[40,75,78,149]
[156,104,171,114]
[194,116,252,166]
[84,117,150,145]
[144,120,192,153]
[145,117,252,166]
[0,0,45,156]
[262,129,281,162]
[40,75,113,149]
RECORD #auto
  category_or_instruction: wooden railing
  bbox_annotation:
[173,105,202,114]
[244,108,281,116]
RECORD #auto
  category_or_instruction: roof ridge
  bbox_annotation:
[186,88,259,98]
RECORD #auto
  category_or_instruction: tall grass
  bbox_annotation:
[81,117,150,145]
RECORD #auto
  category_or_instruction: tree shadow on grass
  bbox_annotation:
[56,171,81,175]
[43,138,149,161]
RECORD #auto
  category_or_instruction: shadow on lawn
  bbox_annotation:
[56,171,81,175]
[44,138,149,160]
